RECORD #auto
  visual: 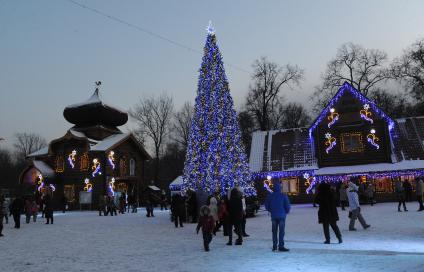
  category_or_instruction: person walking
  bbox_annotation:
[0,195,4,237]
[187,190,197,223]
[241,194,249,237]
[196,205,215,252]
[145,192,155,217]
[316,183,342,244]
[403,180,413,202]
[395,179,408,212]
[61,195,67,213]
[2,196,9,224]
[31,200,38,222]
[208,195,218,233]
[227,187,244,246]
[98,195,106,216]
[218,198,229,236]
[366,183,375,206]
[10,196,24,229]
[24,198,33,224]
[339,183,348,210]
[345,180,370,231]
[160,190,168,210]
[44,193,54,224]
[119,193,126,214]
[265,181,291,252]
[416,177,424,211]
[171,192,185,228]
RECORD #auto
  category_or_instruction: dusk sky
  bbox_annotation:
[1,0,424,150]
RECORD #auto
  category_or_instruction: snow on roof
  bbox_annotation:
[69,129,87,139]
[249,131,266,172]
[27,147,49,157]
[33,160,55,178]
[148,185,161,191]
[66,90,102,109]
[90,133,130,151]
[315,160,424,176]
[170,176,183,186]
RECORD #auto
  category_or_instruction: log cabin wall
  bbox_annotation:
[315,91,392,168]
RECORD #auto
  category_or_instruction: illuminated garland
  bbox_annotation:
[108,151,115,169]
[108,177,116,196]
[327,108,339,128]
[325,133,337,154]
[360,104,374,124]
[91,159,102,177]
[84,178,93,192]
[68,150,77,169]
[367,129,380,149]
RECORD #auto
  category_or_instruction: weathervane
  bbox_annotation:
[95,81,102,93]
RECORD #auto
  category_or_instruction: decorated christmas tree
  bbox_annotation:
[182,23,256,196]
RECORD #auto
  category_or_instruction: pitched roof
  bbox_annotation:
[309,82,395,136]
[27,147,49,158]
[90,133,151,159]
[33,160,55,178]
[90,133,130,151]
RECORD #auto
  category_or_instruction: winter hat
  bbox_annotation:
[200,205,210,216]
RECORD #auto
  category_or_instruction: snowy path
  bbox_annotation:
[1,202,423,272]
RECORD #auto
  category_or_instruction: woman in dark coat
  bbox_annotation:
[171,193,185,228]
[315,183,342,244]
[44,194,54,224]
[227,188,243,246]
[10,197,24,229]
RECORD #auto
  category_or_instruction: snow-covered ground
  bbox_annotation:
[1,202,423,272]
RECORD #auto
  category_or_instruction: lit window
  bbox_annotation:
[130,158,136,176]
[340,132,364,153]
[280,177,299,195]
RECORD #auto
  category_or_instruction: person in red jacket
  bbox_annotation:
[196,205,215,252]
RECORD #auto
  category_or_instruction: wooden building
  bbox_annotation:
[249,82,424,203]
[20,84,151,209]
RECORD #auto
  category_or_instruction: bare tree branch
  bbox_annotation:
[245,57,304,131]
[129,93,174,182]
[311,43,389,113]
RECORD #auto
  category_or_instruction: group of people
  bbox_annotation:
[0,192,54,238]
[98,193,138,216]
[195,186,249,251]
[264,177,370,252]
[395,178,424,212]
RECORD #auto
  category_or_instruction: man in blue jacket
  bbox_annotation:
[265,181,291,252]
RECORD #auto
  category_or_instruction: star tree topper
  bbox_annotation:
[206,21,215,35]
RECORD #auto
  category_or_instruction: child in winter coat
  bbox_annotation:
[196,205,215,252]
[31,201,38,222]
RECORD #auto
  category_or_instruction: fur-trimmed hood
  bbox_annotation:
[199,205,210,216]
